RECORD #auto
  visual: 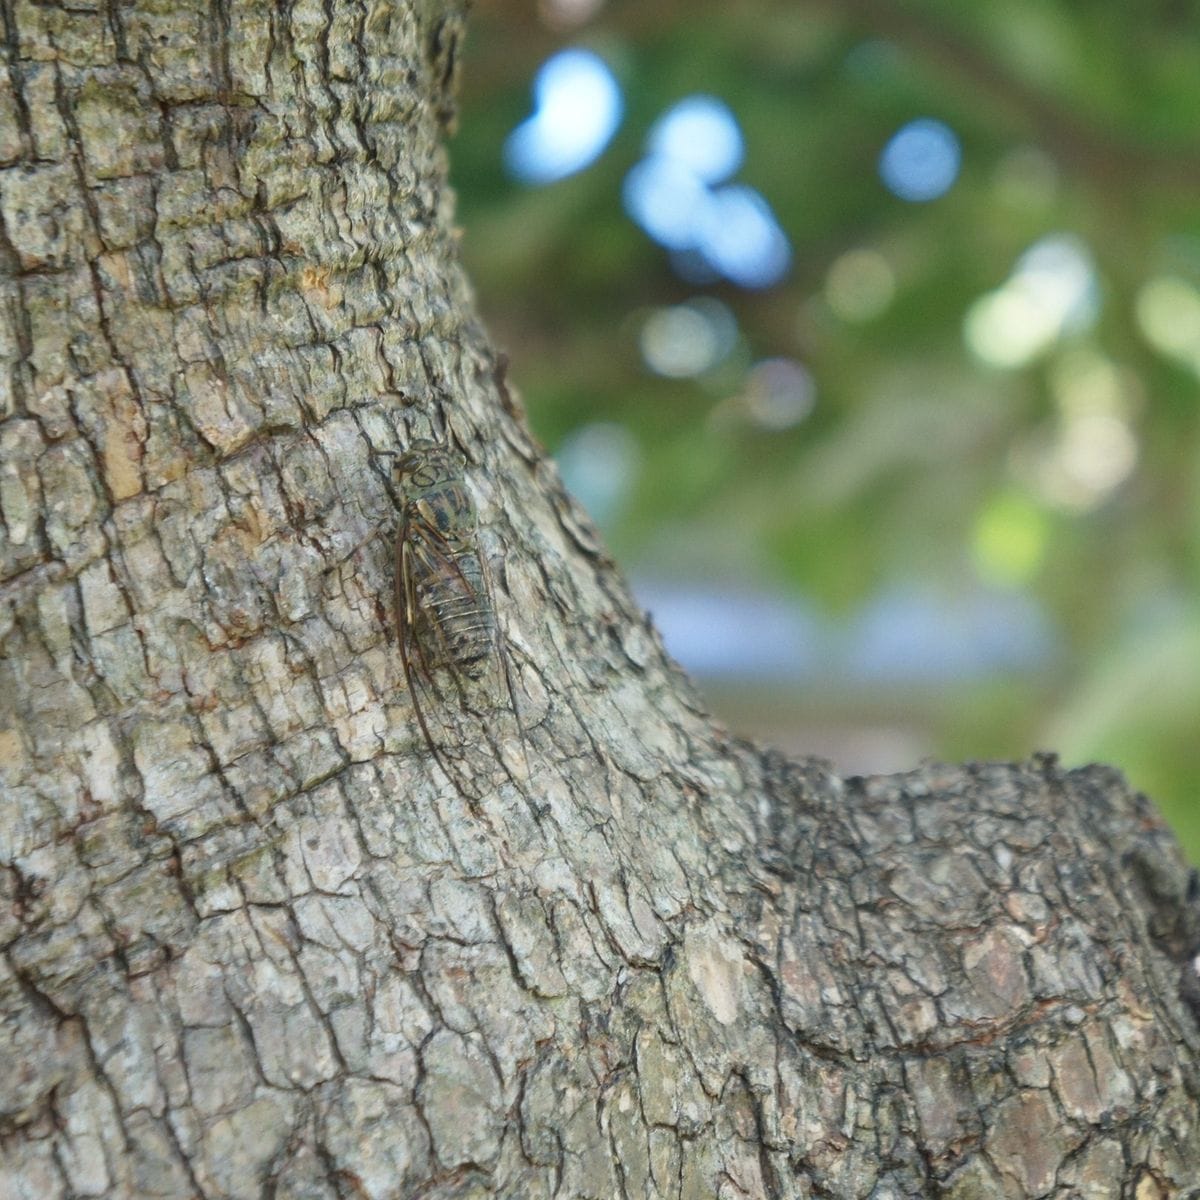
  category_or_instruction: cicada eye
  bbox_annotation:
[395,451,421,478]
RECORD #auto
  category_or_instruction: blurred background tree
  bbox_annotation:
[451,0,1200,859]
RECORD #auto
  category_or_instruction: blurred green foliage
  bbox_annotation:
[451,0,1200,859]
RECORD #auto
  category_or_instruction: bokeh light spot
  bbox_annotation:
[695,184,791,289]
[972,493,1048,587]
[879,118,961,202]
[1054,414,1138,501]
[640,298,738,378]
[626,174,791,288]
[1015,236,1099,333]
[504,48,623,185]
[825,248,896,322]
[1009,352,1140,512]
[556,421,640,526]
[741,358,816,430]
[964,234,1098,368]
[624,95,789,289]
[1050,348,1132,418]
[622,157,711,250]
[646,95,744,184]
[1136,276,1200,372]
[965,288,1053,368]
[538,0,605,31]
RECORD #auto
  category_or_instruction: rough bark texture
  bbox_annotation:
[1,3,1198,1198]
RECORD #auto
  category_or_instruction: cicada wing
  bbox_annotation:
[395,523,460,789]
[475,538,531,778]
[394,517,499,792]
[394,510,531,795]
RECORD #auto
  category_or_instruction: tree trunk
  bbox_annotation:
[1,3,1197,1197]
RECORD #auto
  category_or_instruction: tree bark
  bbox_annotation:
[1,3,1197,1198]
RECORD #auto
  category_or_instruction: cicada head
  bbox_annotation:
[395,440,478,542]
[395,440,458,490]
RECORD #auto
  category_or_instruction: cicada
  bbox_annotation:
[390,440,527,787]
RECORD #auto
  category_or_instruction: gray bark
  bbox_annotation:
[0,3,1197,1198]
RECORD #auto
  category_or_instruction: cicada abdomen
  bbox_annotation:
[393,440,526,786]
